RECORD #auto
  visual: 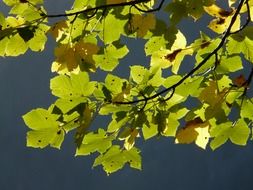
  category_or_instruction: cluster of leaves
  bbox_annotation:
[1,0,253,174]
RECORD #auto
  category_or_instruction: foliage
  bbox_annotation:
[1,0,253,174]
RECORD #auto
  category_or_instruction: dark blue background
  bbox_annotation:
[1,1,253,190]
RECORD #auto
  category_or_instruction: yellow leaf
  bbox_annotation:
[52,41,99,74]
[54,44,79,71]
[195,125,210,149]
[5,16,25,27]
[48,20,68,40]
[129,14,156,38]
[175,125,198,144]
[175,118,210,149]
[150,30,192,73]
[204,4,240,34]
[204,4,234,18]
[75,41,99,72]
[208,14,240,34]
[74,41,99,57]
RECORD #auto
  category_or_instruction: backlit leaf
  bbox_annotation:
[227,26,253,61]
[23,108,64,149]
[128,14,156,38]
[93,145,141,175]
[93,44,128,71]
[76,129,115,155]
[175,118,210,149]
[210,119,250,150]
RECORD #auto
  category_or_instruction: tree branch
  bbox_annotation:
[114,0,247,105]
[43,0,152,18]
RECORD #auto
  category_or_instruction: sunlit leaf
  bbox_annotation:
[76,129,115,155]
[23,108,64,149]
[175,117,210,149]
[210,119,250,150]
[101,13,127,43]
[241,99,253,119]
[93,145,141,175]
[93,44,128,71]
[227,26,253,61]
[150,30,191,73]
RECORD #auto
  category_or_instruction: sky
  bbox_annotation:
[1,1,253,190]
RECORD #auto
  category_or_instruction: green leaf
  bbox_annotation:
[27,128,64,149]
[23,108,64,149]
[165,1,188,24]
[55,97,86,114]
[123,147,141,170]
[93,145,141,174]
[176,76,203,97]
[62,111,80,133]
[227,26,253,61]
[3,0,17,6]
[23,108,59,130]
[145,35,167,56]
[28,24,49,52]
[163,108,188,137]
[209,120,231,150]
[72,0,93,9]
[195,38,221,74]
[100,13,127,44]
[229,119,250,146]
[99,104,131,115]
[107,113,129,132]
[105,74,124,94]
[0,12,5,26]
[130,65,148,84]
[210,119,250,150]
[148,68,165,87]
[142,122,158,140]
[241,99,253,120]
[51,73,95,113]
[5,33,28,56]
[217,55,243,73]
[76,129,115,156]
[93,44,128,71]
[50,72,95,98]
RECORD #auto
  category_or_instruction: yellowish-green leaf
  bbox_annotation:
[93,145,141,175]
[23,108,64,149]
[76,129,115,156]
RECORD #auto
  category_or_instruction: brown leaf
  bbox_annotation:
[200,40,211,49]
[233,75,247,87]
[164,49,182,62]
[218,9,234,17]
[175,117,210,149]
